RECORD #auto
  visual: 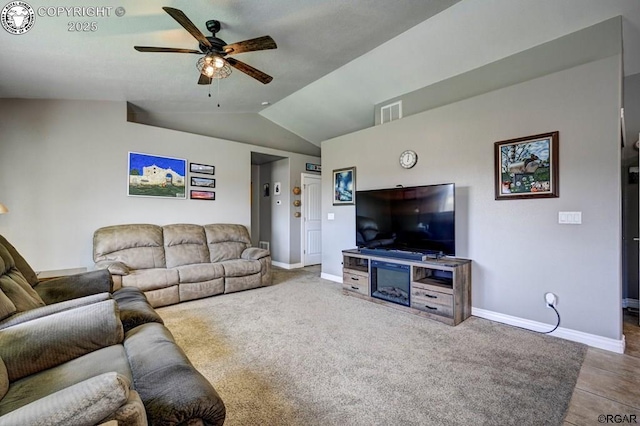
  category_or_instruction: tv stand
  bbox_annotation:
[342,248,472,326]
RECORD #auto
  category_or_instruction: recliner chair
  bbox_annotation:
[0,234,162,332]
[356,216,396,248]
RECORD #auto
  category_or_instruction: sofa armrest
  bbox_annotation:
[34,269,113,305]
[0,372,131,426]
[0,300,123,381]
[95,260,130,276]
[0,293,111,330]
[241,247,270,260]
[124,323,226,426]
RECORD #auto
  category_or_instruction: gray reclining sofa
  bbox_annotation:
[93,223,272,307]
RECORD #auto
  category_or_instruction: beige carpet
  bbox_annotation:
[157,267,586,426]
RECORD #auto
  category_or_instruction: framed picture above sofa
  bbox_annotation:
[191,190,215,200]
[128,152,186,199]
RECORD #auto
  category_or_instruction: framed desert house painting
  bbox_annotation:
[494,131,559,200]
[333,167,356,205]
[128,152,186,199]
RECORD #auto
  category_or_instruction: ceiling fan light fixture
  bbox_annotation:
[196,56,232,79]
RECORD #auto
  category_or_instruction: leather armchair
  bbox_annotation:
[356,216,396,248]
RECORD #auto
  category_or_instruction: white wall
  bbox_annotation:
[0,99,317,271]
[321,56,622,340]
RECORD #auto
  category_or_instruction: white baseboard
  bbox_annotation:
[272,261,304,270]
[472,307,625,354]
[623,298,639,309]
[321,272,343,283]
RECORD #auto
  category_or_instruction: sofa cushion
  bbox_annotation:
[163,224,210,268]
[144,286,180,308]
[0,271,45,313]
[175,263,224,283]
[0,372,131,426]
[0,244,45,312]
[0,300,123,382]
[204,224,251,262]
[0,293,111,330]
[0,357,7,401]
[121,268,179,292]
[94,224,166,270]
[220,259,262,277]
[0,291,16,322]
[0,344,132,416]
[0,236,38,287]
[179,279,224,303]
[225,273,262,294]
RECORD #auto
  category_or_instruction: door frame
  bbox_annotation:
[300,172,322,266]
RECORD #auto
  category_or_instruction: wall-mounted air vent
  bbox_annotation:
[380,100,402,124]
[259,241,270,251]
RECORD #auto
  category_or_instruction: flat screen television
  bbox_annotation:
[355,183,455,255]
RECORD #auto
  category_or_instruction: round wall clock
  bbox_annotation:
[399,150,418,169]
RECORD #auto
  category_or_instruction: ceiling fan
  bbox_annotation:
[134,7,277,85]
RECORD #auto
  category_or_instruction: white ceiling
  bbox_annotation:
[1,0,639,150]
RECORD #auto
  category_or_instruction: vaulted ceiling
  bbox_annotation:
[1,0,639,156]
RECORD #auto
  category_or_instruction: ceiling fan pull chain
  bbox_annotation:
[217,77,221,108]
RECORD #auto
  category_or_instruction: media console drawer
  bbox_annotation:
[411,294,454,318]
[411,287,452,307]
[343,272,368,296]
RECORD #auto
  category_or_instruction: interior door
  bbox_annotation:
[302,174,322,265]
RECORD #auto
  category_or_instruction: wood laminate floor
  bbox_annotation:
[564,309,640,425]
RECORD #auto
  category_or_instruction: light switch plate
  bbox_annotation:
[328,213,335,220]
[559,211,581,224]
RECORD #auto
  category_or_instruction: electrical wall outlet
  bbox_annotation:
[544,292,557,308]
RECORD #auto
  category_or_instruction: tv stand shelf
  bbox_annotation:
[342,249,472,326]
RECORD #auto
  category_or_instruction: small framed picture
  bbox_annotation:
[333,166,356,205]
[274,182,282,195]
[191,177,216,188]
[190,163,215,175]
[494,131,559,200]
[190,190,215,200]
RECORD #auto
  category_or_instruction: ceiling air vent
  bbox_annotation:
[380,100,402,124]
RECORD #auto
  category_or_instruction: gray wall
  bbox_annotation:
[374,17,622,127]
[322,56,622,340]
[130,109,321,157]
[0,99,317,271]
[270,158,290,263]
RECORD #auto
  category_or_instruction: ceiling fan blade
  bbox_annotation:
[224,36,277,55]
[198,74,213,85]
[162,7,212,49]
[226,57,273,84]
[134,46,201,54]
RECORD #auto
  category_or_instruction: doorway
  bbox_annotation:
[302,173,322,266]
